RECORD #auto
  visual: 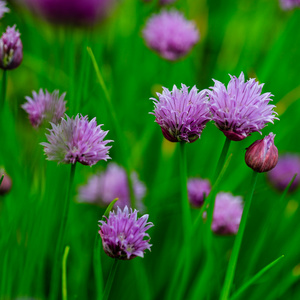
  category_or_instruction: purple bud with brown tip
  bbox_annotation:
[0,169,12,196]
[245,132,278,173]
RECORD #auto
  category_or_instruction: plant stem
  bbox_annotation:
[1,70,7,110]
[94,234,103,300]
[214,137,231,181]
[219,171,258,300]
[51,163,76,300]
[103,259,119,300]
[62,246,70,300]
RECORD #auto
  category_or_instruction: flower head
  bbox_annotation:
[151,84,211,143]
[188,178,211,207]
[280,0,300,10]
[98,206,153,260]
[22,89,67,128]
[209,192,243,235]
[0,1,9,19]
[41,114,112,166]
[268,154,300,192]
[245,132,278,173]
[0,168,12,196]
[21,0,116,26]
[78,163,146,211]
[0,25,23,70]
[208,72,278,141]
[142,10,199,61]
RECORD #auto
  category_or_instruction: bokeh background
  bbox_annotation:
[1,0,300,299]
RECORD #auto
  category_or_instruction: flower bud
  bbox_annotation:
[0,25,23,70]
[0,169,12,196]
[245,132,278,173]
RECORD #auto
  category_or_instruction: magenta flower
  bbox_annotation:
[41,114,112,166]
[0,168,12,196]
[280,0,300,9]
[208,72,278,141]
[0,1,9,19]
[22,89,67,128]
[21,0,116,26]
[78,163,146,211]
[98,206,153,260]
[0,25,23,70]
[188,178,211,207]
[245,133,278,173]
[143,10,199,61]
[268,154,300,192]
[151,84,211,143]
[209,192,244,235]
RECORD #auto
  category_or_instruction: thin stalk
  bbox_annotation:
[219,171,258,300]
[1,70,7,110]
[103,259,119,300]
[50,163,76,300]
[214,137,231,181]
[230,255,284,300]
[62,246,70,300]
[94,234,103,300]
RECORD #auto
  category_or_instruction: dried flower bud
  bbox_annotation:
[245,132,278,173]
[0,169,12,196]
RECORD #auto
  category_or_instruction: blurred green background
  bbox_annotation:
[1,0,300,299]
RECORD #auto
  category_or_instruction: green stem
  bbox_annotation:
[214,137,231,181]
[219,171,258,300]
[1,70,7,110]
[94,234,103,300]
[51,163,76,300]
[103,259,119,300]
[62,246,70,300]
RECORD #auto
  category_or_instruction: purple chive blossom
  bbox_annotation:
[98,206,153,260]
[0,25,23,70]
[209,192,244,235]
[21,0,116,26]
[142,10,199,61]
[78,163,146,211]
[268,154,300,192]
[151,84,211,143]
[188,178,211,208]
[208,72,278,141]
[22,89,67,128]
[0,168,12,196]
[0,1,9,19]
[280,0,300,9]
[41,114,112,166]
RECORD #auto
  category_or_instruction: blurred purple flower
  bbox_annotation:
[208,72,278,141]
[0,1,9,19]
[245,132,278,173]
[78,163,146,210]
[41,114,112,166]
[280,0,300,10]
[0,168,12,196]
[0,25,23,70]
[143,9,199,61]
[209,192,243,235]
[98,206,153,260]
[160,0,176,4]
[151,84,211,143]
[22,89,67,128]
[188,178,211,207]
[268,154,300,192]
[19,0,116,26]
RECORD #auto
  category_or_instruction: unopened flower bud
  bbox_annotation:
[245,132,278,173]
[0,25,23,70]
[0,169,12,196]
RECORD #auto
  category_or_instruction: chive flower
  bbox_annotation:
[209,192,244,235]
[268,154,300,192]
[78,163,146,210]
[151,84,211,143]
[0,25,23,70]
[188,178,211,208]
[41,114,112,166]
[0,1,9,19]
[0,168,12,196]
[208,72,278,141]
[22,89,67,128]
[142,10,199,61]
[245,133,278,173]
[98,206,153,260]
[280,0,300,10]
